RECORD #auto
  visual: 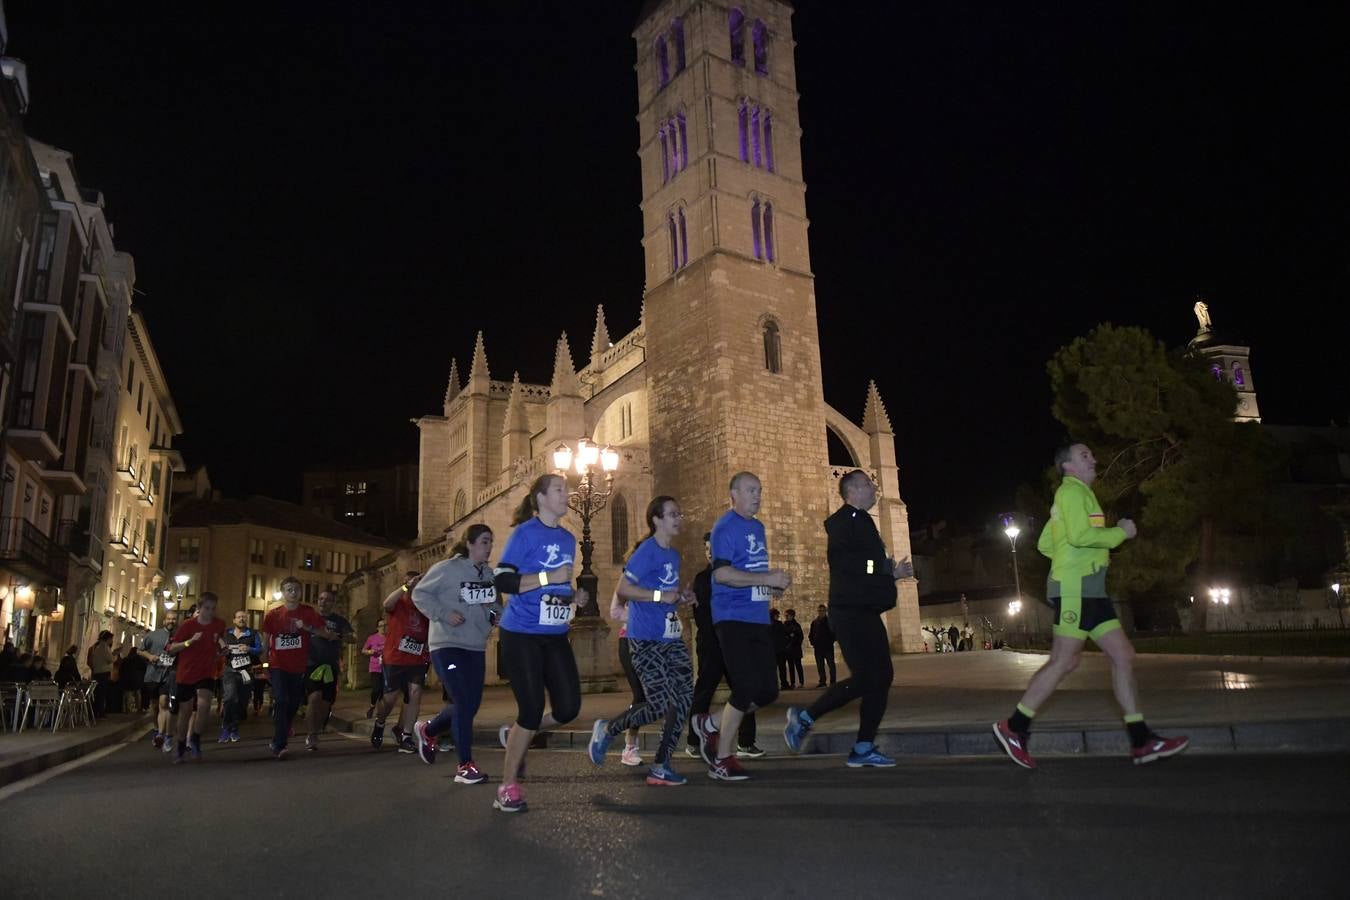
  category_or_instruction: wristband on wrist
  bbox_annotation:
[653,590,662,604]
[538,571,550,588]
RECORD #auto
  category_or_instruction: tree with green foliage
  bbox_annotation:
[1044,324,1286,631]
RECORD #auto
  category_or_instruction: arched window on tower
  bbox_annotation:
[763,202,775,263]
[677,110,688,170]
[751,105,761,167]
[763,112,774,172]
[659,125,670,183]
[763,319,782,374]
[672,18,686,72]
[1232,364,1245,386]
[738,101,749,162]
[751,198,762,260]
[655,36,670,87]
[610,494,630,563]
[668,212,679,274]
[678,207,689,268]
[753,20,768,74]
[668,116,680,175]
[453,490,466,522]
[729,8,746,66]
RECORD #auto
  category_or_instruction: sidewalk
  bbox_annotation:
[0,712,152,787]
[330,650,1350,758]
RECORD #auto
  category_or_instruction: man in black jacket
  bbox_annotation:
[808,605,835,686]
[783,470,912,767]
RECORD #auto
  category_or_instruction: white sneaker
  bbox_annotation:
[621,745,643,767]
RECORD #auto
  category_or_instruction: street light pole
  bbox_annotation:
[552,439,620,618]
[1004,521,1032,640]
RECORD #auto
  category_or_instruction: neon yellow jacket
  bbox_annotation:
[1036,476,1127,580]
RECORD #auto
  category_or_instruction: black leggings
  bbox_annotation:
[368,672,383,707]
[687,629,756,748]
[714,621,779,713]
[500,629,581,731]
[805,607,893,744]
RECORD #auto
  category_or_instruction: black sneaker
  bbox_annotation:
[735,744,766,759]
[370,721,385,749]
[397,734,417,754]
[392,724,406,745]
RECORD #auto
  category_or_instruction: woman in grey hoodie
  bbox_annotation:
[410,523,501,784]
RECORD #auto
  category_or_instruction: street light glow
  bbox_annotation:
[174,573,190,588]
[1004,524,1020,541]
[1008,600,1022,615]
[1208,587,1231,605]
[552,443,573,472]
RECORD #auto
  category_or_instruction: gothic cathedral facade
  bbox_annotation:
[408,1,922,653]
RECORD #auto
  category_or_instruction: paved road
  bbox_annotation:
[2,719,1345,899]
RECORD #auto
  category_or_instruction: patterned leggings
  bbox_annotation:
[606,639,693,766]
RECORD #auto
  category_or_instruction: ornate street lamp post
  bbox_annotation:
[551,438,620,618]
[173,573,190,613]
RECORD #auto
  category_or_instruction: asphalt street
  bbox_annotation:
[2,718,1345,899]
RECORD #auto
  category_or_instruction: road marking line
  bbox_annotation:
[0,742,131,802]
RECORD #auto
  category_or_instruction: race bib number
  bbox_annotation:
[275,633,302,651]
[538,598,574,626]
[751,585,772,602]
[460,582,496,605]
[397,636,425,656]
[156,652,174,668]
[230,655,252,670]
[663,614,683,640]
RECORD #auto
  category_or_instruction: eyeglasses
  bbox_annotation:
[663,511,685,519]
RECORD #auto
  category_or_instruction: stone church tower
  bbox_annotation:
[366,1,921,673]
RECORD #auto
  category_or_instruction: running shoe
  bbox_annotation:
[173,747,187,765]
[161,737,173,754]
[992,720,1036,770]
[152,731,164,749]
[846,743,896,768]
[218,727,230,744]
[588,719,614,766]
[621,745,643,767]
[270,743,288,760]
[646,764,688,786]
[370,721,385,749]
[494,783,527,813]
[397,734,417,754]
[230,729,240,743]
[1131,733,1189,766]
[783,707,811,754]
[414,720,438,765]
[691,713,720,767]
[455,761,487,785]
[305,734,319,752]
[707,754,749,781]
[392,724,407,746]
[684,743,700,759]
[736,744,767,759]
[188,737,203,760]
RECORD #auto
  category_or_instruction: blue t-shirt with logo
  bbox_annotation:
[623,536,683,642]
[498,517,577,636]
[710,509,771,625]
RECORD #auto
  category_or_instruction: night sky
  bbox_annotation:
[9,1,1347,529]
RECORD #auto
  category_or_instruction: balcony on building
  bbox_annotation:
[150,442,187,474]
[56,518,104,574]
[116,457,138,483]
[0,517,70,586]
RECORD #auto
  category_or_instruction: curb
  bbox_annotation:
[0,714,154,788]
[329,711,1350,758]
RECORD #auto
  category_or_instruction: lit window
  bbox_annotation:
[738,102,749,162]
[753,20,768,74]
[1232,364,1245,386]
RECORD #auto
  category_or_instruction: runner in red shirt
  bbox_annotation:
[371,570,429,753]
[168,592,227,763]
[261,577,334,759]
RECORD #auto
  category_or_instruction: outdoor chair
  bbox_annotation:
[18,681,61,733]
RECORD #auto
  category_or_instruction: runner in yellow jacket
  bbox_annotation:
[993,444,1189,769]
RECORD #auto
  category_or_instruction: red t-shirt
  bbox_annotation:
[263,604,326,674]
[171,618,227,685]
[384,592,430,666]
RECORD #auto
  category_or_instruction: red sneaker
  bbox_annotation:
[1132,734,1189,766]
[707,754,750,782]
[992,720,1036,769]
[692,713,720,768]
[455,761,487,784]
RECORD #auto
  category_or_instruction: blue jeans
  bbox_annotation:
[426,647,486,765]
[270,669,305,751]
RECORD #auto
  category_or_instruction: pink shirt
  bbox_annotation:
[363,633,385,673]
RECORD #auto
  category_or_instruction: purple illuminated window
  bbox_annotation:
[1233,364,1245,386]
[753,20,768,74]
[672,18,686,72]
[678,207,689,268]
[738,102,749,162]
[764,113,774,172]
[668,213,679,273]
[677,111,688,170]
[730,9,746,66]
[763,203,775,262]
[656,36,670,87]
[751,199,762,259]
[669,117,681,174]
[751,106,761,167]
[659,127,670,183]
[1211,364,1223,381]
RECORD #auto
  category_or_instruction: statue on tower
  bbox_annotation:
[1193,299,1213,334]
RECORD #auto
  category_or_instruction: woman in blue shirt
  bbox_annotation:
[588,495,695,786]
[491,473,590,813]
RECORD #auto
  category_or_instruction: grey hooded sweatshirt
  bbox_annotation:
[411,555,502,652]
